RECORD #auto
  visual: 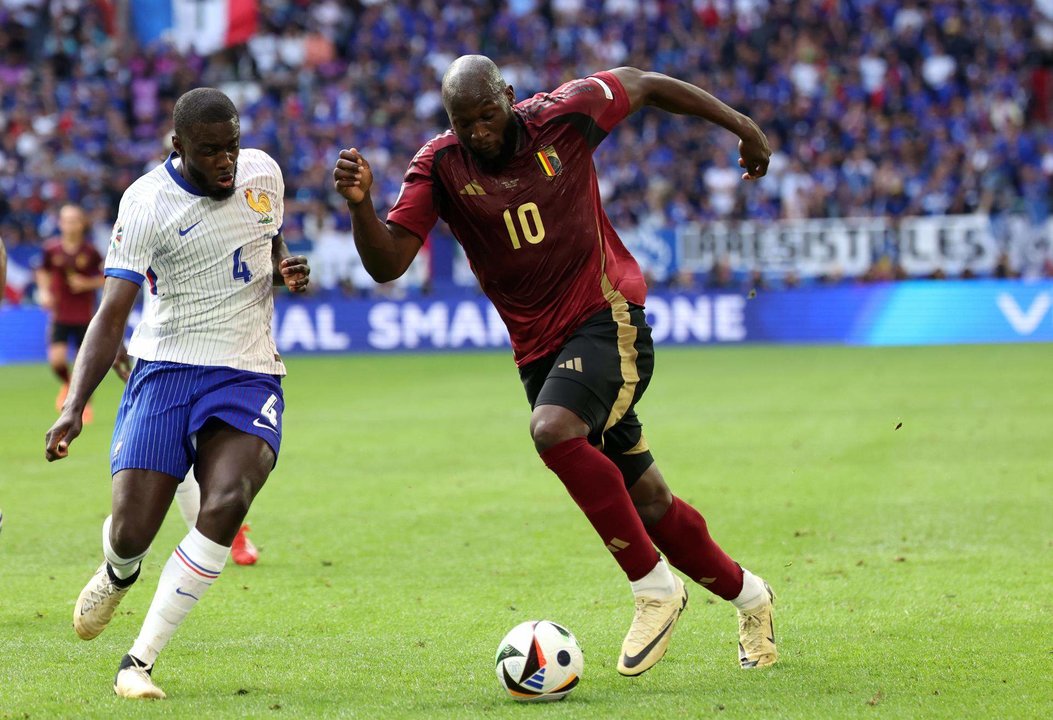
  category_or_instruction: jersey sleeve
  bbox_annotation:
[550,71,632,143]
[104,197,158,286]
[258,150,286,235]
[386,141,440,241]
[274,170,285,235]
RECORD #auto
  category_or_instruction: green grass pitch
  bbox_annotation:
[0,344,1050,719]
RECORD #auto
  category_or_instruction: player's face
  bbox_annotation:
[174,118,240,200]
[448,89,517,170]
[58,205,86,241]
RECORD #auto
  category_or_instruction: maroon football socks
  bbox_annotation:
[540,437,660,581]
[647,496,744,599]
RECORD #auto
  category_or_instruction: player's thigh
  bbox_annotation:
[194,418,274,507]
[111,361,199,479]
[602,408,657,489]
[187,368,283,474]
[527,303,655,445]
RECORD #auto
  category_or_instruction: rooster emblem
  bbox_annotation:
[245,189,274,224]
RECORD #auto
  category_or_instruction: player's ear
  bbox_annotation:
[504,85,515,105]
[171,135,183,155]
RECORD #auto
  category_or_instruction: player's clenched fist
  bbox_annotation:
[45,412,81,461]
[279,256,310,293]
[333,148,373,206]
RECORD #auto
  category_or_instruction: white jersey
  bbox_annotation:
[105,148,286,375]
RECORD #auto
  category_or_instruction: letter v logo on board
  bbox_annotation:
[997,292,1051,335]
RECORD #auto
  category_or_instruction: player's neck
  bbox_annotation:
[61,236,83,250]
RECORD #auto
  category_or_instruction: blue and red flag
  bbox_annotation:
[132,0,258,55]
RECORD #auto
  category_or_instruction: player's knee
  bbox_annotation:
[530,412,585,453]
[108,515,151,558]
[630,473,673,527]
[199,479,255,527]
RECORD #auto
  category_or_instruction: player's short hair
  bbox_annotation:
[173,88,238,137]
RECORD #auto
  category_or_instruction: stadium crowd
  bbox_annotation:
[2,0,1053,297]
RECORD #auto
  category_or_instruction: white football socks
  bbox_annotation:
[731,568,768,611]
[630,558,678,599]
[129,528,229,667]
[174,470,202,530]
[102,515,148,580]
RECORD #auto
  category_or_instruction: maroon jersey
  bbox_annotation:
[388,71,646,365]
[38,238,103,325]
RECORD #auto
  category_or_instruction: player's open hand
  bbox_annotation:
[333,148,374,206]
[738,131,772,181]
[45,411,83,462]
[280,256,310,293]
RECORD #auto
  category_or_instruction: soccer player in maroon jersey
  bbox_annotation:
[333,55,778,675]
[35,204,110,421]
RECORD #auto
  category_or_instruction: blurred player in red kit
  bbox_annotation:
[35,204,109,420]
[333,55,778,675]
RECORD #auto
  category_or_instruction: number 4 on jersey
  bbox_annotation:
[232,246,253,283]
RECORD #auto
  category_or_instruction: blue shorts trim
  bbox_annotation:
[111,360,283,478]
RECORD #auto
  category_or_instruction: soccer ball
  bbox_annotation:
[495,620,583,702]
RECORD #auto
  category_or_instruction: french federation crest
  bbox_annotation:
[245,189,274,225]
[534,145,562,177]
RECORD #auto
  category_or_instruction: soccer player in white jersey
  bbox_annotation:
[45,88,309,700]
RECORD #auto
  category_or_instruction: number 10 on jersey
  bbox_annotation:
[502,202,546,249]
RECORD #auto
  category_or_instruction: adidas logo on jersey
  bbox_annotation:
[557,357,582,372]
[459,180,486,196]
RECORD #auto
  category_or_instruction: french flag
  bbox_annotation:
[132,0,258,55]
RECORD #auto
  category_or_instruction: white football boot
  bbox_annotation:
[738,580,777,668]
[114,654,166,699]
[73,562,134,640]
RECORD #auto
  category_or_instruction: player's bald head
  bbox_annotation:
[441,55,508,110]
[442,55,520,171]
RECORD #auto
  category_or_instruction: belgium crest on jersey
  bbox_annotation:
[245,189,274,225]
[535,145,562,177]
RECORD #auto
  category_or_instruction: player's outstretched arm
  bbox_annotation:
[45,277,139,461]
[332,148,422,283]
[271,232,310,293]
[608,67,771,180]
